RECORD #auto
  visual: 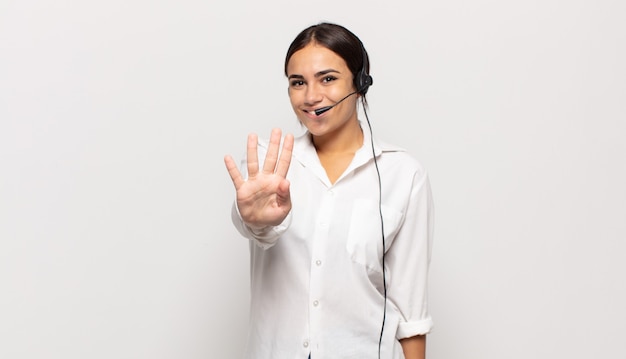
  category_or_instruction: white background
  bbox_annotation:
[1,0,625,358]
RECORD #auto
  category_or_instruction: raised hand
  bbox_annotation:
[224,128,294,229]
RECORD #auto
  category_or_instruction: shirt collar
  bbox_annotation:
[291,122,406,180]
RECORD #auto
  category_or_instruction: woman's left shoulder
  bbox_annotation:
[376,138,428,175]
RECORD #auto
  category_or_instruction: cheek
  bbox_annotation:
[330,81,355,99]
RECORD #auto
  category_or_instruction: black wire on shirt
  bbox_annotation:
[361,100,387,359]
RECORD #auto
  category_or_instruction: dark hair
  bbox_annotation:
[284,22,371,97]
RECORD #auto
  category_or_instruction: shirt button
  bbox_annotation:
[328,190,334,196]
[313,300,319,307]
[315,260,322,266]
[303,341,309,348]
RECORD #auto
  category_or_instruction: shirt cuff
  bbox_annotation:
[396,317,434,339]
[232,202,292,249]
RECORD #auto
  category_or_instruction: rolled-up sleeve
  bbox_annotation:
[387,169,435,339]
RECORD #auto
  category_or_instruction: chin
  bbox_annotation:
[300,120,326,135]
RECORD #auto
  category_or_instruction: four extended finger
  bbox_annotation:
[275,133,294,178]
[262,128,282,174]
[224,155,245,190]
[246,133,259,177]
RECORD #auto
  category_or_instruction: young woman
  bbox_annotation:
[224,22,434,359]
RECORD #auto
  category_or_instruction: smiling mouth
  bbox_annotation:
[304,109,322,116]
[305,106,333,116]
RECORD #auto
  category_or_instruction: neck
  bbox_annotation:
[312,120,363,155]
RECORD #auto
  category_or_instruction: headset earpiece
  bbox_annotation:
[356,43,373,95]
[356,70,373,95]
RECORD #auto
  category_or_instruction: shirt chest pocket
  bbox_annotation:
[346,199,403,272]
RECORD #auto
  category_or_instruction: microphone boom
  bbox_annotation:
[313,91,358,116]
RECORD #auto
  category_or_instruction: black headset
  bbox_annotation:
[312,43,373,116]
[355,43,374,95]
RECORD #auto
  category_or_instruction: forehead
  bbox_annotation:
[286,43,349,75]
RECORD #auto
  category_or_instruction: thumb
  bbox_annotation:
[276,179,291,201]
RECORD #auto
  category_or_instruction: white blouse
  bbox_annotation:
[231,125,435,359]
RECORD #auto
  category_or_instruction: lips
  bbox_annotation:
[303,108,322,116]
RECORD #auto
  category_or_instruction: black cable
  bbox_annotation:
[362,100,386,359]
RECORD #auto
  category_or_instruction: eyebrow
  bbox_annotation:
[288,69,341,80]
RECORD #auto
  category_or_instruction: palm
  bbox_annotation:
[224,128,294,228]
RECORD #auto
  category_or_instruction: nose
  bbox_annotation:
[304,83,323,106]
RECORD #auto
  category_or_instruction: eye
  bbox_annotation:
[290,80,305,88]
[322,76,337,83]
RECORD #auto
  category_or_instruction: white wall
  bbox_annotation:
[1,0,624,358]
